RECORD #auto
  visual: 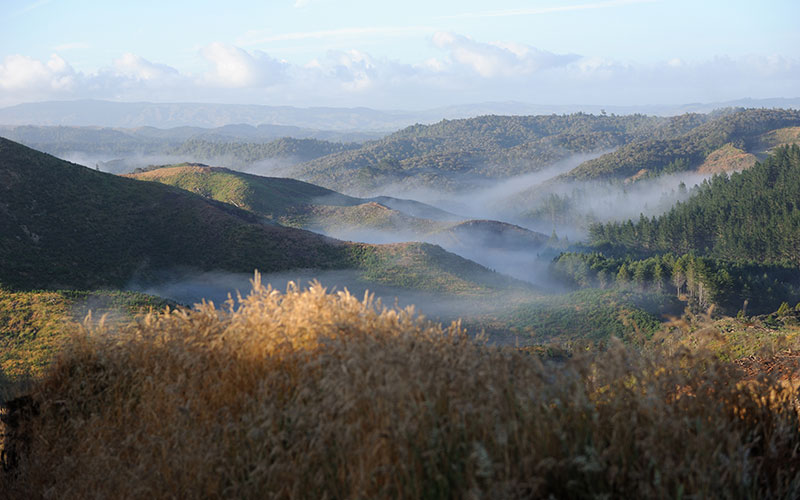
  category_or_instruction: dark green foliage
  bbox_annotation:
[553,252,800,315]
[0,138,357,290]
[165,137,358,165]
[590,145,800,264]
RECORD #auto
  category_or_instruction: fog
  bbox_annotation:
[367,153,605,219]
[357,159,714,242]
[80,146,718,325]
[127,269,511,328]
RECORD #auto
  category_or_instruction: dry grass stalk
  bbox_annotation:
[2,276,799,498]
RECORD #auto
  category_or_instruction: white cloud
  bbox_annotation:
[200,43,287,87]
[113,53,180,82]
[319,50,378,91]
[432,32,579,77]
[0,54,76,91]
[0,37,799,110]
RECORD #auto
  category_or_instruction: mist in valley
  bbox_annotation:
[295,153,715,290]
[126,269,534,342]
[62,137,720,316]
[357,158,714,243]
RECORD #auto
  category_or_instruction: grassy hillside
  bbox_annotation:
[0,288,169,392]
[127,165,550,254]
[2,283,797,498]
[0,138,523,296]
[566,108,800,180]
[0,138,357,290]
[428,219,549,250]
[127,164,453,237]
[350,242,526,294]
[127,164,362,216]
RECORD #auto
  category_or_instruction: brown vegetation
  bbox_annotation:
[2,279,799,498]
[697,144,757,174]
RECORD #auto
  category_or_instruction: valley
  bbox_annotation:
[3,105,800,497]
[4,2,800,495]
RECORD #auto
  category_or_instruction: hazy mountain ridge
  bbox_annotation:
[2,98,798,129]
[0,124,372,174]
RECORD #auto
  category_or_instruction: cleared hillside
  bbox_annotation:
[565,108,800,180]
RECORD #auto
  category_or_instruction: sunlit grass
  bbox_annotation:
[2,276,799,498]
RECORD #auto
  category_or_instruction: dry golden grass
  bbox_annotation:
[2,276,800,498]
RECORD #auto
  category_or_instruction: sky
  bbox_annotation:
[1,0,799,109]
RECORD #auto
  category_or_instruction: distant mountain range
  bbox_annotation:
[1,98,798,130]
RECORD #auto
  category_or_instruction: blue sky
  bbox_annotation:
[1,0,798,108]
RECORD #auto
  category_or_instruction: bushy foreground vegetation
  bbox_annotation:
[3,280,799,498]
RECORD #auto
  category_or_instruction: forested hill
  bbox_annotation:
[565,108,800,180]
[590,145,800,264]
[291,113,708,194]
[0,125,364,169]
[165,137,359,166]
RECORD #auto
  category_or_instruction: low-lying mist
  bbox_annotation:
[126,269,526,336]
[314,225,562,289]
[359,159,713,243]
[510,171,711,239]
[368,153,606,220]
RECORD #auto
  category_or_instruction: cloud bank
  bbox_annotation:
[1,32,798,108]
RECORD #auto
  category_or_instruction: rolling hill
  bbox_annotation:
[288,113,706,195]
[0,125,365,173]
[0,137,519,295]
[590,144,800,264]
[564,108,800,180]
[125,165,552,269]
